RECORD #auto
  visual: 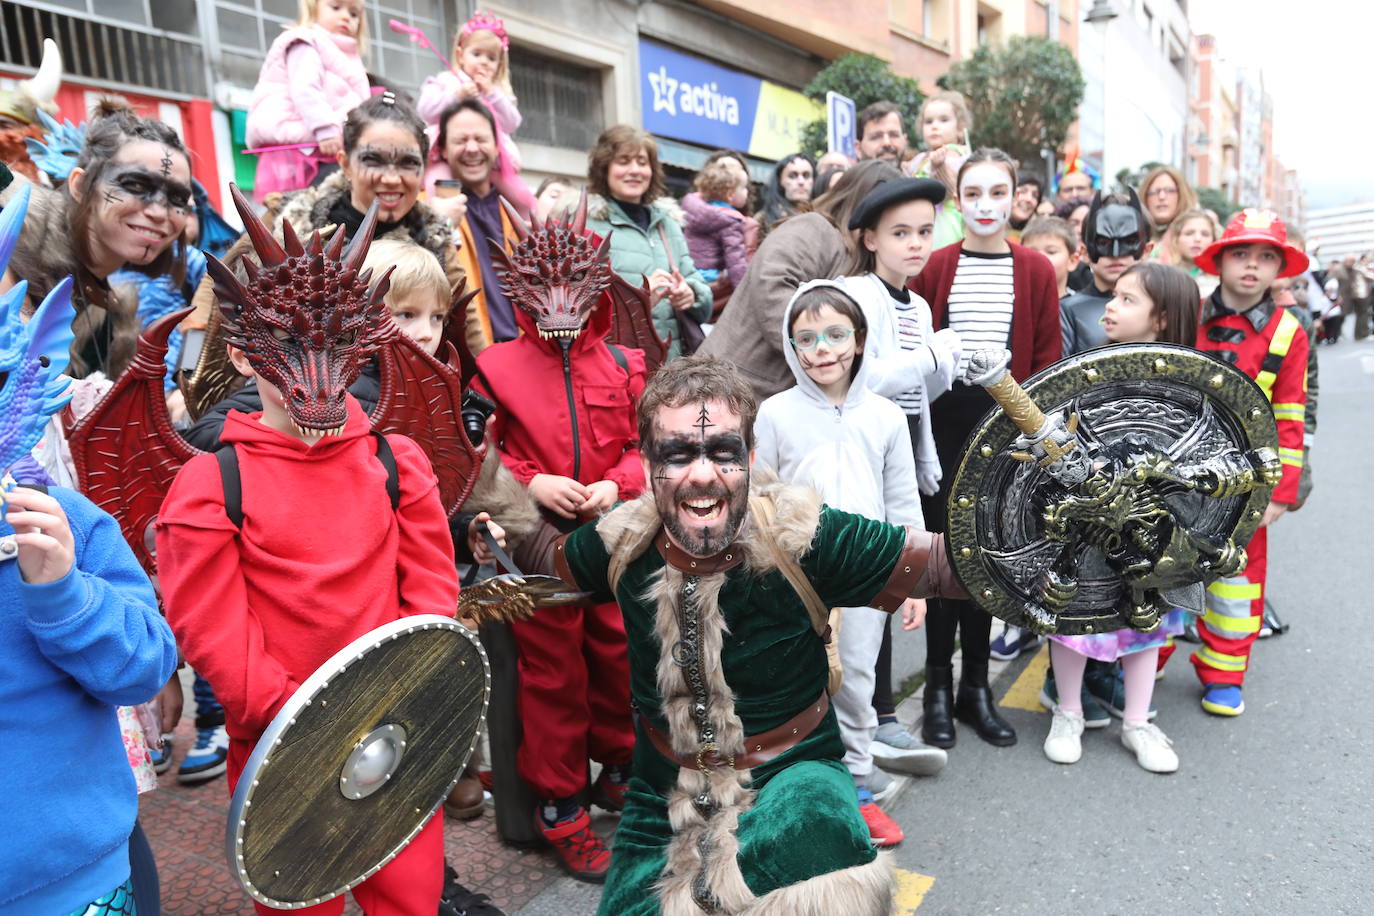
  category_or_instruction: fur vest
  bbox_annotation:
[275,171,454,268]
[246,26,370,147]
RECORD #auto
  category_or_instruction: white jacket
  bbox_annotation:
[836,273,958,495]
[753,280,924,528]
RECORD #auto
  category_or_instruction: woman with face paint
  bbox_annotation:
[909,147,1063,752]
[759,152,816,231]
[0,100,193,380]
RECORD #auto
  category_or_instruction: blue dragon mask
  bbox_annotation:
[0,184,76,488]
[23,108,85,184]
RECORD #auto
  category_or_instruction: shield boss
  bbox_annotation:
[227,615,487,908]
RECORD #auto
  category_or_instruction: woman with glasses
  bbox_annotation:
[1139,164,1199,255]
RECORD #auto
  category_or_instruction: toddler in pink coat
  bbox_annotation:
[245,0,372,201]
[417,10,534,214]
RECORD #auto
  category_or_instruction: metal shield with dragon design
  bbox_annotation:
[947,344,1280,636]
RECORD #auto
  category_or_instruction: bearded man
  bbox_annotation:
[542,355,963,915]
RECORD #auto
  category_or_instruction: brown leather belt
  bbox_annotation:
[641,692,830,771]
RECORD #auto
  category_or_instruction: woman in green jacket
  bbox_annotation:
[578,125,711,360]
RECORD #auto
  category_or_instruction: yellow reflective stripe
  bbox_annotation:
[1279,446,1303,468]
[1204,610,1262,634]
[1194,647,1248,671]
[1269,310,1299,357]
[1256,310,1300,401]
[1272,402,1305,421]
[1207,580,1261,601]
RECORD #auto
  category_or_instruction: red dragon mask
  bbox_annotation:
[489,192,614,341]
[207,185,392,435]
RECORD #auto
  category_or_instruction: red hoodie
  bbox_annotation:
[473,290,646,502]
[156,396,459,746]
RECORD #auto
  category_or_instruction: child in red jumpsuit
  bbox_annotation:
[1188,208,1308,716]
[156,202,461,915]
[474,268,644,882]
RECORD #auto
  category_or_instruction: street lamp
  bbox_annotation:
[1084,0,1118,26]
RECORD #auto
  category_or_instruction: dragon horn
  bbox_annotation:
[205,251,248,308]
[571,189,590,235]
[500,198,530,243]
[341,200,381,273]
[21,39,61,106]
[228,184,287,267]
[280,218,305,257]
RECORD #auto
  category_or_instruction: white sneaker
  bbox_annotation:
[871,741,948,777]
[866,767,898,804]
[1121,722,1179,773]
[1043,707,1085,764]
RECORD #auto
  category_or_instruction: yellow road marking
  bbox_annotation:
[893,867,935,912]
[999,643,1050,712]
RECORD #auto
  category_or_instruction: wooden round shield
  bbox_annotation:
[226,615,488,908]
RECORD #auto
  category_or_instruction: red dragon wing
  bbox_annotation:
[604,272,671,374]
[370,307,484,518]
[66,308,202,580]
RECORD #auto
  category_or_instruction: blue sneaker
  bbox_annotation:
[1038,672,1110,729]
[989,623,1042,661]
[1201,683,1245,716]
[149,733,174,775]
[177,724,228,784]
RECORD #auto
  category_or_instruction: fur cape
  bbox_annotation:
[275,170,453,267]
[595,475,896,915]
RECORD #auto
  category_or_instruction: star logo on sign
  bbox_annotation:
[648,66,678,116]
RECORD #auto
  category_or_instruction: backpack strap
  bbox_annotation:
[371,430,400,511]
[215,431,399,530]
[605,343,628,374]
[216,444,243,529]
[748,496,830,639]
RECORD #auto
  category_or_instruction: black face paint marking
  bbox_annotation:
[695,403,713,439]
[102,189,123,206]
[142,244,151,259]
[159,148,173,176]
[354,144,425,178]
[103,165,192,214]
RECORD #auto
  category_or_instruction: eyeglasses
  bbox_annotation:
[791,325,855,350]
[1145,186,1179,198]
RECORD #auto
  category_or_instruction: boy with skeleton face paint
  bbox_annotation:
[536,356,964,914]
[1060,189,1152,356]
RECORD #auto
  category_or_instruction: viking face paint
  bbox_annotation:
[90,140,191,267]
[959,162,1013,237]
[646,399,750,558]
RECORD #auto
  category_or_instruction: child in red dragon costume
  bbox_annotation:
[471,196,645,881]
[155,189,461,915]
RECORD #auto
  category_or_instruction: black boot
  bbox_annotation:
[954,662,1017,746]
[921,664,956,748]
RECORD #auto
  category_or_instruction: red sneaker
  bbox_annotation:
[858,798,905,847]
[590,767,629,812]
[538,808,611,882]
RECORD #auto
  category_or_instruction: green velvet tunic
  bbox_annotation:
[562,506,909,914]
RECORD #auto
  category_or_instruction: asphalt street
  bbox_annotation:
[520,336,1374,915]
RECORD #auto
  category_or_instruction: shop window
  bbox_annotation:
[510,46,604,152]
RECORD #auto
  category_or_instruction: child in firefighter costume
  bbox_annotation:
[1187,209,1308,715]
[477,354,964,915]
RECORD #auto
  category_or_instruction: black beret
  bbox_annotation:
[848,177,946,231]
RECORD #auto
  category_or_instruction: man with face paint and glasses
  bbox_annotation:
[527,355,964,915]
[1060,189,1152,357]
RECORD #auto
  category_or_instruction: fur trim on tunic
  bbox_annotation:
[742,853,895,915]
[597,473,840,915]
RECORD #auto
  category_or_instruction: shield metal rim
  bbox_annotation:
[225,614,489,909]
[946,343,1279,634]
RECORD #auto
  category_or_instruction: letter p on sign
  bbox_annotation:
[827,91,856,159]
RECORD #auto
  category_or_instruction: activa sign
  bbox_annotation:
[648,68,742,126]
[641,41,757,148]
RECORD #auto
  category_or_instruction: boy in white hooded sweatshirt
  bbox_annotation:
[754,278,947,849]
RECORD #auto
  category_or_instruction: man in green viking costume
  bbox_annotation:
[475,355,963,915]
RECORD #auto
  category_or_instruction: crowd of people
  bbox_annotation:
[0,3,1340,914]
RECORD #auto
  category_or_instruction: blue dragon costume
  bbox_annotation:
[0,180,76,511]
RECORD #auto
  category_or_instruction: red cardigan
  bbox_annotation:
[909,241,1063,382]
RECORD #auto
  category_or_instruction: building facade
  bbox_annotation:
[1305,204,1374,264]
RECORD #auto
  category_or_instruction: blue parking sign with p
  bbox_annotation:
[827,91,856,159]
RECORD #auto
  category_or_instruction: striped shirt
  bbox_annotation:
[947,250,1014,375]
[884,279,926,416]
